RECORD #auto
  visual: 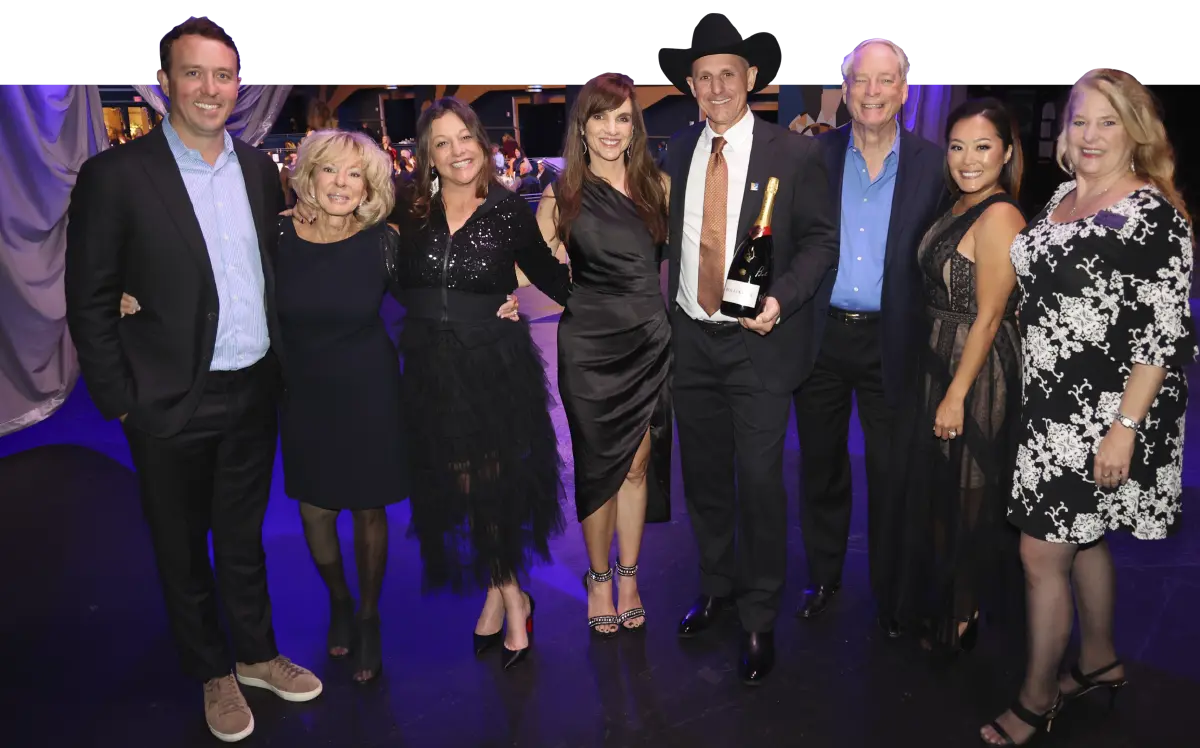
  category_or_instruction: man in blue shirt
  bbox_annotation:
[65,17,321,742]
[792,39,948,634]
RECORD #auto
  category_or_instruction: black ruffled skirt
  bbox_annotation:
[399,316,566,593]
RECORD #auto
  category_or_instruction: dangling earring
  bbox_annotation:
[1130,157,1136,173]
[582,139,591,165]
[429,166,440,196]
[624,145,631,164]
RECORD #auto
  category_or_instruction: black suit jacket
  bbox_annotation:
[666,116,840,395]
[65,125,286,438]
[812,124,949,406]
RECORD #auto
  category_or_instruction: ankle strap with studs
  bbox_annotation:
[587,567,613,583]
[616,562,639,577]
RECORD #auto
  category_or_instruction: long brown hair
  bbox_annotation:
[555,73,668,246]
[1056,69,1190,225]
[410,97,497,220]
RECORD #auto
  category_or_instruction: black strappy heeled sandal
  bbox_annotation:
[1062,659,1127,710]
[582,567,618,639]
[981,693,1063,746]
[615,562,646,633]
[327,597,355,658]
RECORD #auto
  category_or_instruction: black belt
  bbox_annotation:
[690,316,740,336]
[828,306,880,323]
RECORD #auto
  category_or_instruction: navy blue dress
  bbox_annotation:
[274,218,409,510]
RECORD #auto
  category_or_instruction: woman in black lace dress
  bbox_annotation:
[390,98,572,671]
[889,98,1027,657]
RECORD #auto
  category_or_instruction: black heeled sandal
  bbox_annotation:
[501,592,535,671]
[615,562,646,633]
[353,614,383,683]
[981,693,1063,746]
[582,567,618,639]
[1062,659,1127,709]
[327,597,355,658]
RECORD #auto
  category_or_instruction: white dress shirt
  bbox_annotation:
[677,108,756,323]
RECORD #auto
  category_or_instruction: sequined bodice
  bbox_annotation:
[393,188,570,307]
[917,193,1020,316]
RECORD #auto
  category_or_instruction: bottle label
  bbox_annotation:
[723,278,760,307]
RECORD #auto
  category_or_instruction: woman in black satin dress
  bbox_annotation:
[533,73,672,637]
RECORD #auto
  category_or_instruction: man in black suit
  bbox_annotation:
[64,17,321,743]
[792,39,948,635]
[658,13,839,684]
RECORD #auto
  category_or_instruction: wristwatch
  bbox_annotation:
[1114,413,1140,431]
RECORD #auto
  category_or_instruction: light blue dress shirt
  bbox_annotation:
[829,123,901,312]
[162,115,269,371]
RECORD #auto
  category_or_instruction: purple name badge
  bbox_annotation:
[1094,210,1128,230]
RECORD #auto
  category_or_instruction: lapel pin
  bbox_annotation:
[750,182,759,191]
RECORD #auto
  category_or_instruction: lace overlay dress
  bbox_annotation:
[892,193,1023,647]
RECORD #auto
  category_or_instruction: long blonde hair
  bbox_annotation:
[1055,68,1190,224]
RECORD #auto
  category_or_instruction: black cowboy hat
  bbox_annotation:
[658,13,781,96]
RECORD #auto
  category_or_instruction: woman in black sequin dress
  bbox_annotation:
[390,98,571,670]
[888,99,1027,657]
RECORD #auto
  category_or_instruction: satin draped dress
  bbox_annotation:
[557,179,672,523]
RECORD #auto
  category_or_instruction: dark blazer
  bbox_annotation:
[666,116,840,395]
[813,123,949,406]
[65,125,286,438]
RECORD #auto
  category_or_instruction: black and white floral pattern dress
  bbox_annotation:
[1009,181,1197,543]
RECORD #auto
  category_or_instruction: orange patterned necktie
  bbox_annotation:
[697,136,728,316]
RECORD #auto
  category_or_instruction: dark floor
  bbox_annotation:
[2,293,1197,747]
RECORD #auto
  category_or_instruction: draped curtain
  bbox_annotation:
[131,84,293,146]
[0,86,107,436]
[1,84,290,437]
[903,85,969,147]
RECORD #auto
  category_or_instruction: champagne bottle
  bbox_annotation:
[720,176,779,318]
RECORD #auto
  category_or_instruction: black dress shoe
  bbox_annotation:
[739,630,775,685]
[877,614,902,638]
[796,584,839,619]
[677,594,734,638]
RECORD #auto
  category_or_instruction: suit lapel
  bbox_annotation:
[883,127,915,276]
[827,126,850,226]
[232,139,273,276]
[234,140,266,243]
[737,120,776,239]
[139,127,213,283]
[669,123,703,288]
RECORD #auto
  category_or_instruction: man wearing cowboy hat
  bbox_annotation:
[659,13,838,685]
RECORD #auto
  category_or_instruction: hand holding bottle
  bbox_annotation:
[738,296,781,335]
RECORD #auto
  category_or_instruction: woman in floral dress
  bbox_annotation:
[981,69,1197,746]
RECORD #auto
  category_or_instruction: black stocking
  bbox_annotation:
[299,502,351,602]
[351,508,389,619]
[983,533,1076,744]
[1070,538,1119,672]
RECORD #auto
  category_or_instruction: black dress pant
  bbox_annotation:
[672,307,792,633]
[122,356,280,682]
[793,311,898,609]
